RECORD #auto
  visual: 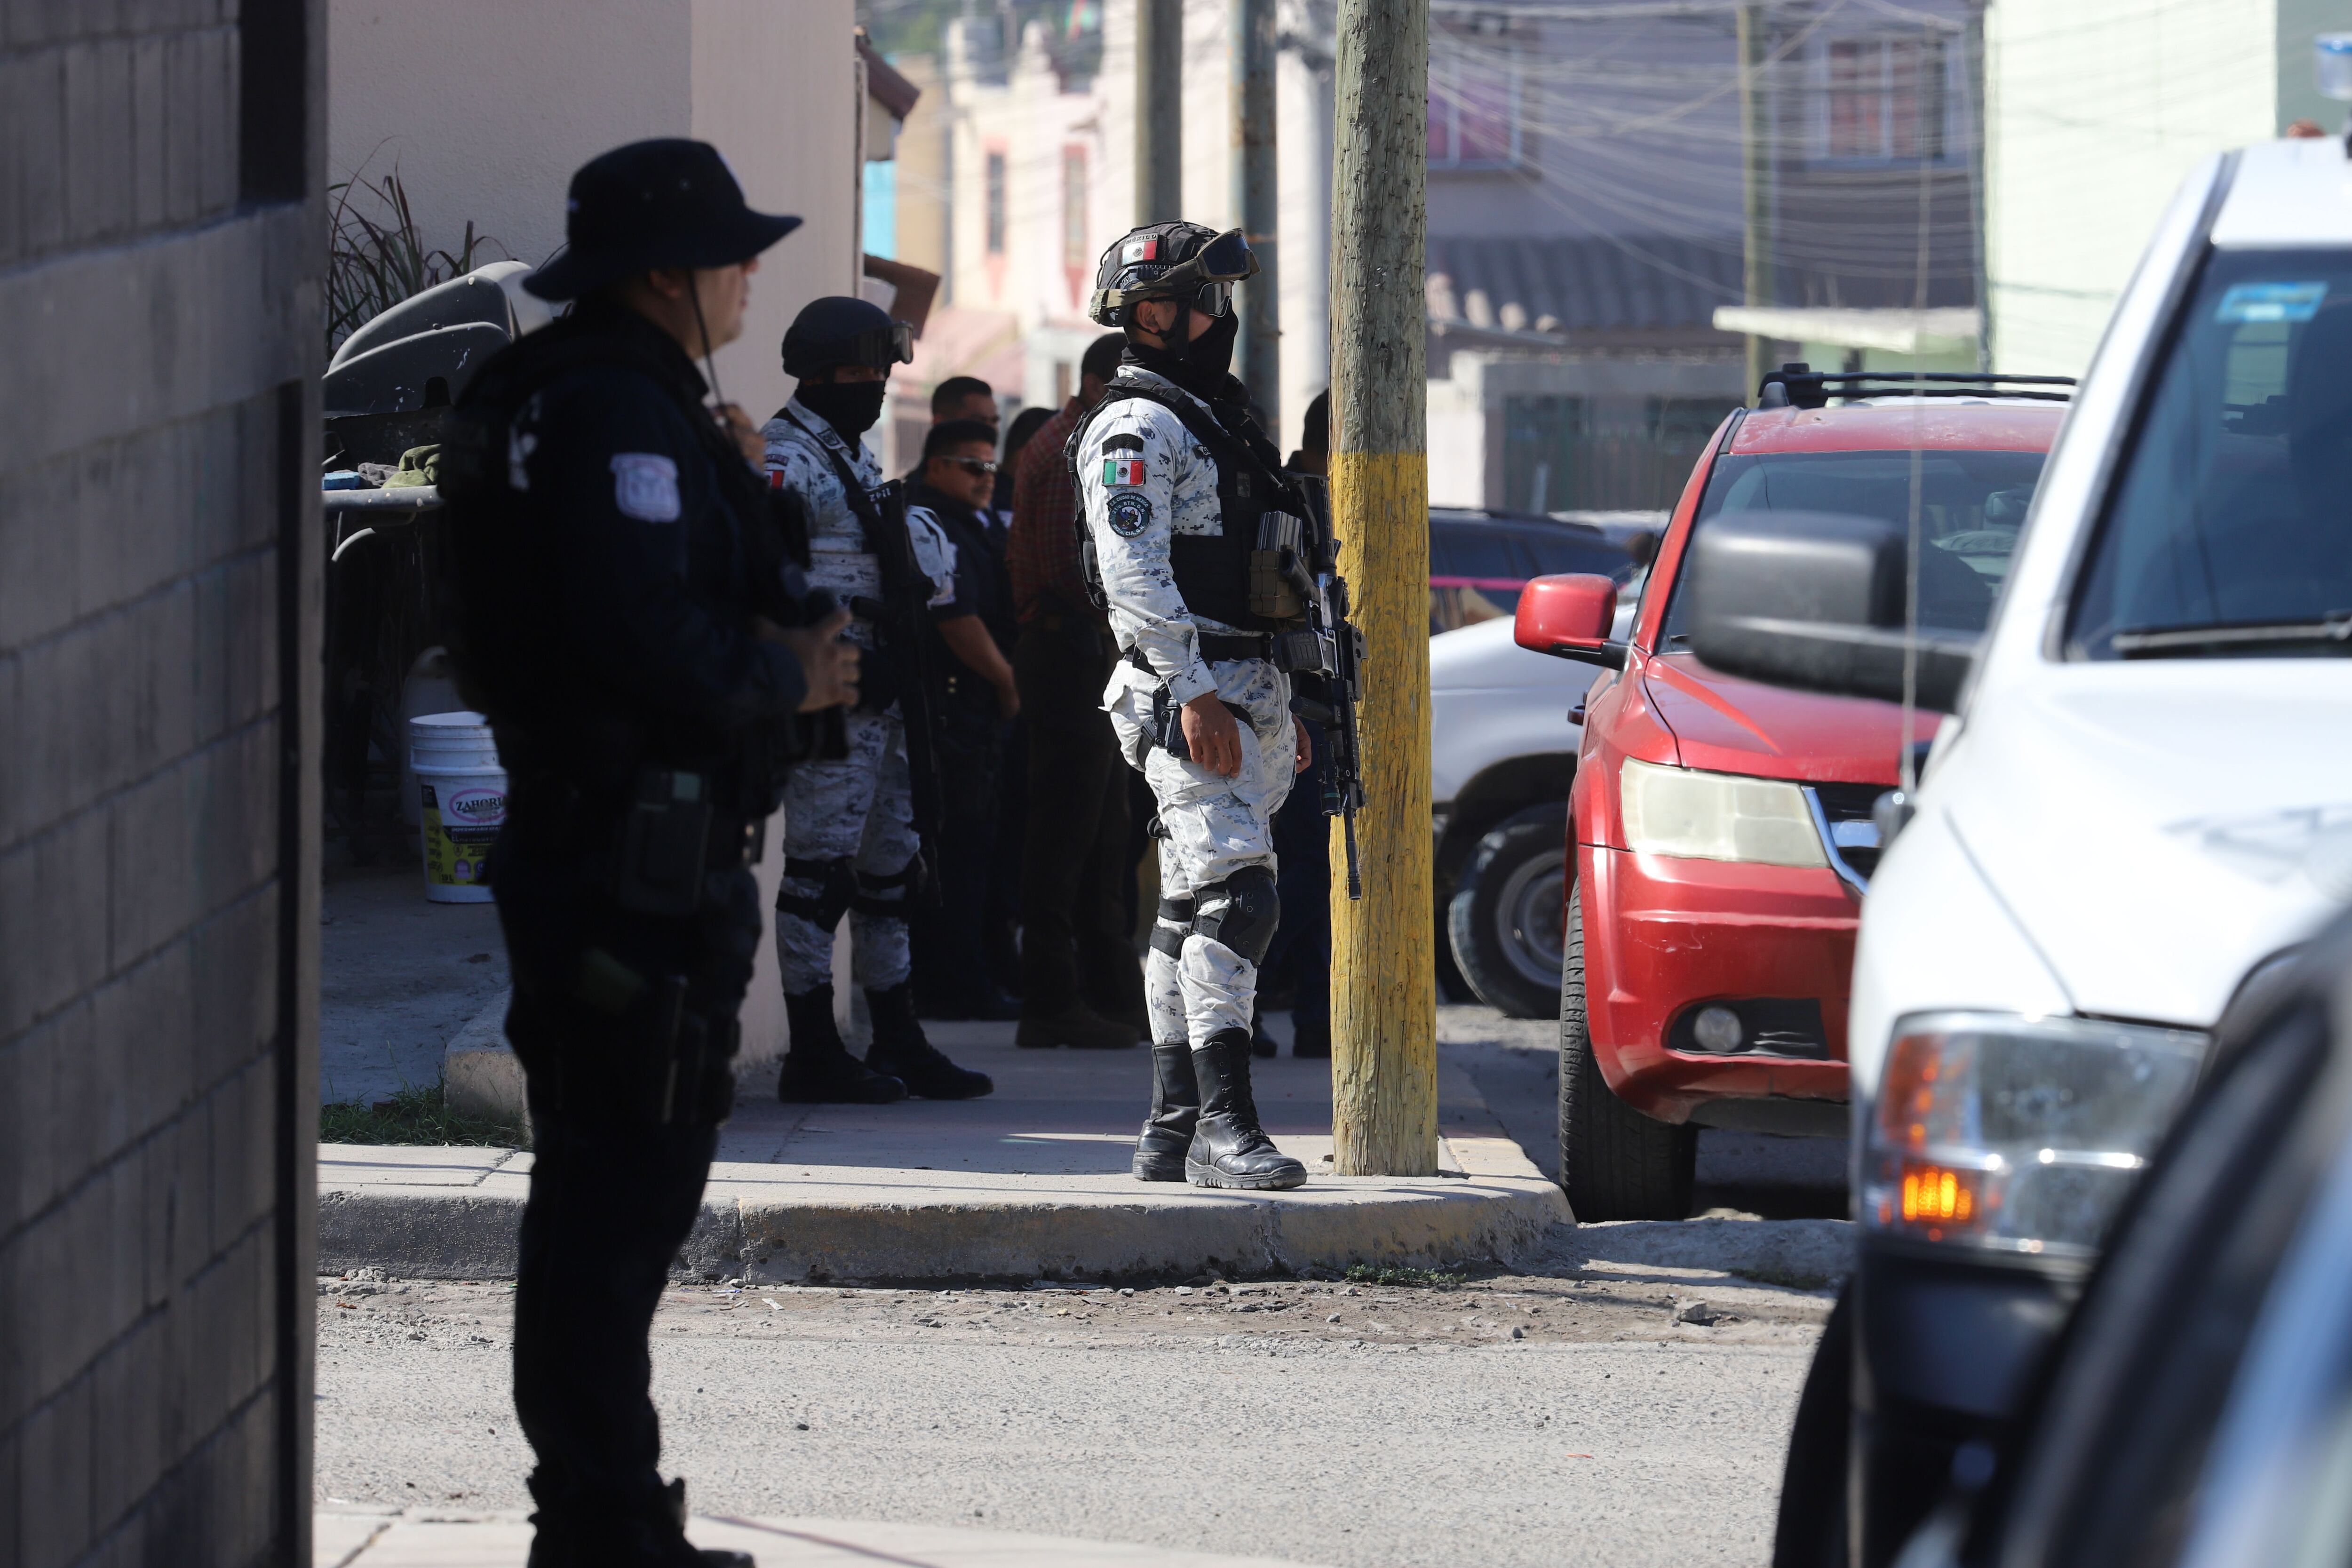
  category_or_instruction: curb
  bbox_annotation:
[316,1144,1570,1284]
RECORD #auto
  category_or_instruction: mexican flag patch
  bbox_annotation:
[1120,237,1160,264]
[1103,455,1146,487]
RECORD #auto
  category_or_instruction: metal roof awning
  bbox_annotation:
[1709,306,1982,356]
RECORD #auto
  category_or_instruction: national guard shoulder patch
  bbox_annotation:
[1103,454,1147,487]
[611,452,681,522]
[1107,492,1153,538]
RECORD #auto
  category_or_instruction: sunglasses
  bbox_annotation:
[937,455,999,475]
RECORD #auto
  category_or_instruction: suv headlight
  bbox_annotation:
[1864,1012,2207,1258]
[1620,757,1826,868]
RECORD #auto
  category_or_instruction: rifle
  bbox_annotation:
[1287,475,1367,899]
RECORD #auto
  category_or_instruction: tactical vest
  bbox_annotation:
[1067,379,1310,635]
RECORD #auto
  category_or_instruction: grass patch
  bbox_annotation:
[1731,1265,1838,1292]
[1344,1264,1465,1289]
[319,1083,528,1149]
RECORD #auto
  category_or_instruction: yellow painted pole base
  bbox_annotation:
[1327,449,1438,1177]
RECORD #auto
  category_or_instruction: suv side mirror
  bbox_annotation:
[1683,510,1978,712]
[1514,573,1626,669]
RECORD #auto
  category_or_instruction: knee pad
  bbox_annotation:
[776,855,855,929]
[851,852,926,918]
[1192,865,1280,966]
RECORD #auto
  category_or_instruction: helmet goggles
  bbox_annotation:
[1089,227,1259,326]
[842,321,917,369]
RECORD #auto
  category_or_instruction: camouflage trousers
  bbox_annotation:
[774,708,920,996]
[1107,659,1295,1048]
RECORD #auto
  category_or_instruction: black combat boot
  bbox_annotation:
[1186,1027,1308,1190]
[524,1475,755,1568]
[866,984,994,1099]
[1132,1040,1201,1181]
[777,985,907,1104]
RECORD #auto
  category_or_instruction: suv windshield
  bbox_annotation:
[1661,446,2048,647]
[2071,247,2352,659]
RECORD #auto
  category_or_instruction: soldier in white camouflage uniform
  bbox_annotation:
[763,296,993,1104]
[1073,222,1312,1190]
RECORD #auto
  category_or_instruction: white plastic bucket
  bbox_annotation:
[411,711,505,903]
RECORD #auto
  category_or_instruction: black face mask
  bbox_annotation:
[1182,307,1240,381]
[796,378,888,439]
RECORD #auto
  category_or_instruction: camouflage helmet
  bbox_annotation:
[1087,221,1259,329]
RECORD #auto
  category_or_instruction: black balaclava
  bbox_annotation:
[1125,302,1283,471]
[796,378,888,439]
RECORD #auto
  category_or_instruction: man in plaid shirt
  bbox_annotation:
[1005,332,1143,1050]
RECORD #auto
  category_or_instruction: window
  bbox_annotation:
[2069,250,2352,659]
[1825,35,1945,162]
[1429,44,1526,168]
[985,150,1007,255]
[1663,448,2048,646]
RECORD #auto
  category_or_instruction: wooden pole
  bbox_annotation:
[1328,0,1436,1177]
[1136,0,1183,223]
[1231,0,1279,426]
[1737,0,1772,393]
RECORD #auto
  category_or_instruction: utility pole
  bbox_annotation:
[1136,0,1184,223]
[1232,0,1280,425]
[1328,0,1436,1177]
[1737,1,1772,393]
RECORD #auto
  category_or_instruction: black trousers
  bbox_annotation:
[911,700,1005,1008]
[490,825,759,1540]
[1014,618,1141,1018]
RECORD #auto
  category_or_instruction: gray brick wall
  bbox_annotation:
[0,0,323,1560]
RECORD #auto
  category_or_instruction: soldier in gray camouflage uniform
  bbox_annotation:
[1074,223,1312,1190]
[762,297,992,1103]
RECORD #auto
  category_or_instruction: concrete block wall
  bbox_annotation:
[0,0,325,1564]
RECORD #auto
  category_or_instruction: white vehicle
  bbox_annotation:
[1429,590,1639,1018]
[1685,137,2352,1564]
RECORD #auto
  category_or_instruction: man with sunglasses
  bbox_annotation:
[905,419,1023,1017]
[763,298,994,1105]
[1073,221,1317,1190]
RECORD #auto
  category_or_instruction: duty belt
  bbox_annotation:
[1126,634,1272,676]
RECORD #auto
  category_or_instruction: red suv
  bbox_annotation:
[1514,373,2064,1219]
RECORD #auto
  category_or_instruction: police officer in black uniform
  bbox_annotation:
[440,139,857,1568]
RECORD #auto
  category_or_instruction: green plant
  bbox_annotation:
[327,164,510,353]
[1344,1264,1465,1289]
[319,1082,528,1149]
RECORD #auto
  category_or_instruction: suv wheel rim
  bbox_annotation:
[1492,849,1567,990]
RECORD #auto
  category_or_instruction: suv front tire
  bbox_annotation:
[1559,883,1697,1220]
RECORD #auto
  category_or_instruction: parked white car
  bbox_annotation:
[1429,586,1641,1017]
[1685,135,2352,1563]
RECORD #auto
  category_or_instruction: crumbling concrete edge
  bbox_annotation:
[441,992,526,1126]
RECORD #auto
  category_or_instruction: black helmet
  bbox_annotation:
[782,295,915,378]
[1087,222,1259,329]
[524,139,800,301]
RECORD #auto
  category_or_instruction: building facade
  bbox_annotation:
[1985,0,2344,376]
[2,1,327,1562]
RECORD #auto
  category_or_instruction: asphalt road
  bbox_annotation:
[318,1261,1826,1568]
[315,1004,1844,1564]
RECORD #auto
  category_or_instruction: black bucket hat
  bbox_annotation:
[524,138,802,302]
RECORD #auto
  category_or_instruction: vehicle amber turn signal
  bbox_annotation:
[1897,1161,1979,1227]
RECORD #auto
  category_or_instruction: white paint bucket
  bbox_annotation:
[411,711,505,904]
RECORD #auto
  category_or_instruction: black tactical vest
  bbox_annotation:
[1067,378,1309,634]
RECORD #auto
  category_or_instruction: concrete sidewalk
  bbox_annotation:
[319,1017,1570,1283]
[318,1509,1327,1567]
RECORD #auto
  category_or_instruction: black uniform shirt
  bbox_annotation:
[507,306,808,768]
